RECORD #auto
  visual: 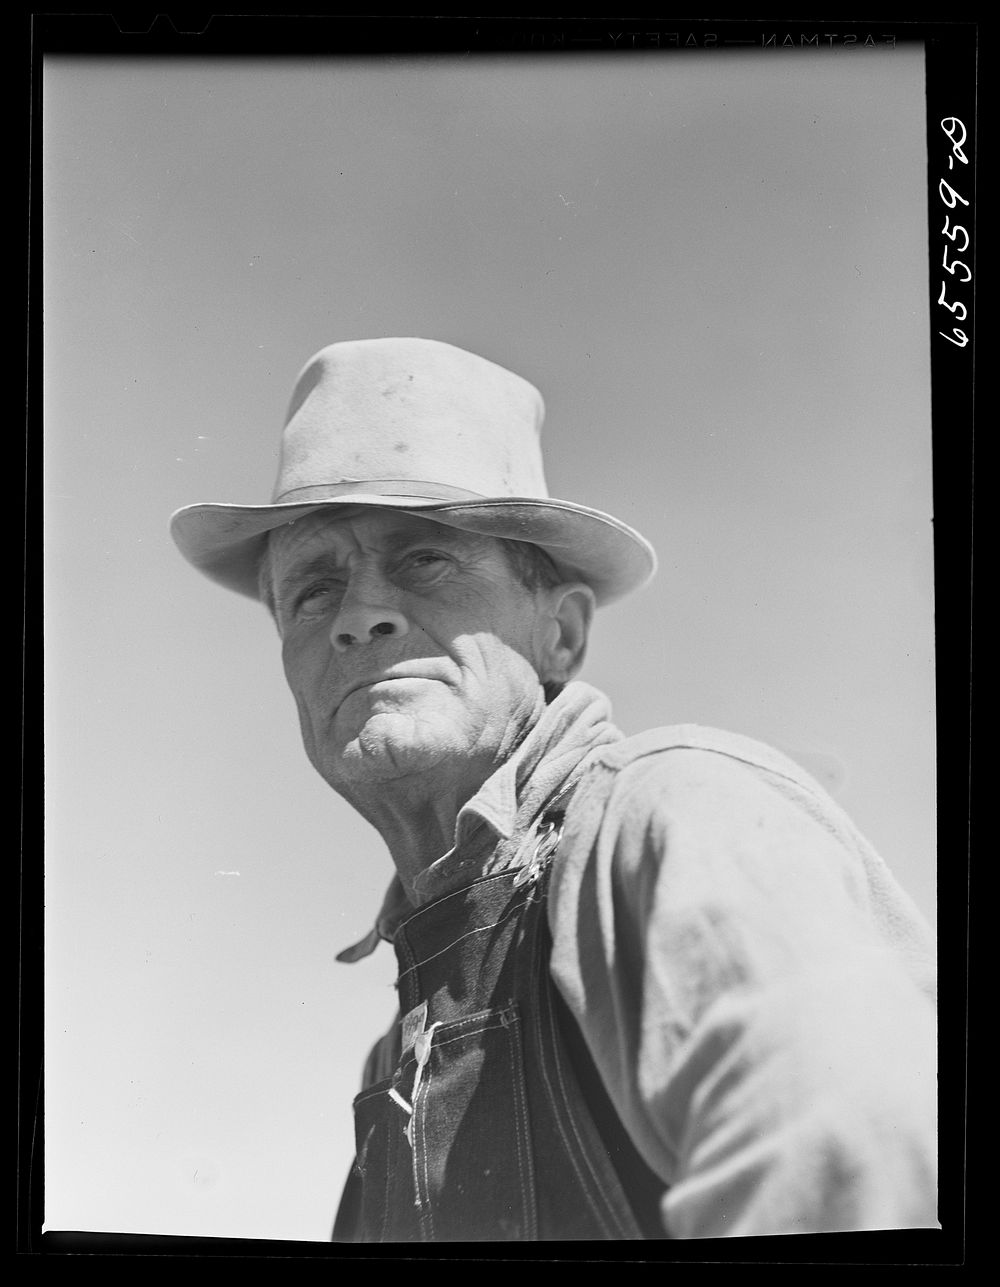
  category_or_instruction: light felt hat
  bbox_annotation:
[170,337,656,606]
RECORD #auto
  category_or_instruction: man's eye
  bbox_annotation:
[400,550,451,577]
[293,583,339,615]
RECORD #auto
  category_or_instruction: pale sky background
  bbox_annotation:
[43,48,935,1242]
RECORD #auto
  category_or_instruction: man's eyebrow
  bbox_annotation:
[381,525,477,557]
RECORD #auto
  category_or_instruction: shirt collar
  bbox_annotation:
[335,681,621,962]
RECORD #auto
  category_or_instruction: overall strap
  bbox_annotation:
[534,779,670,1239]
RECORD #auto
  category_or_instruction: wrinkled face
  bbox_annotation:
[268,509,559,795]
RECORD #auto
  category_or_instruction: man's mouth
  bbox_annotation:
[335,671,442,712]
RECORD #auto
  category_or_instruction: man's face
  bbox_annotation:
[269,508,559,795]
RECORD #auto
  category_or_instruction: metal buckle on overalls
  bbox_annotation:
[512,811,565,888]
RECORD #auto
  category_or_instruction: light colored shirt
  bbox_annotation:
[340,681,939,1237]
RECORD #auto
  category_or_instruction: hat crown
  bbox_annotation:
[274,338,549,505]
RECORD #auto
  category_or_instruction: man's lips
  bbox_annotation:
[333,669,444,713]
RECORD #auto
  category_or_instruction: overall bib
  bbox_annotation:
[336,808,666,1243]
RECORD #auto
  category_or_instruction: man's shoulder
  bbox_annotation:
[563,721,861,863]
[579,723,829,797]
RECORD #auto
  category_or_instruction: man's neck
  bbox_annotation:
[337,702,545,900]
[351,773,492,898]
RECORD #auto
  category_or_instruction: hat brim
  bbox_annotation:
[169,493,656,607]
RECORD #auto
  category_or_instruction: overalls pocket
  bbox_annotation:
[351,1002,536,1242]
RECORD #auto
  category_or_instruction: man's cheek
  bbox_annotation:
[292,690,324,765]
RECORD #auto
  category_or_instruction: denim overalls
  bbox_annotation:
[335,802,666,1242]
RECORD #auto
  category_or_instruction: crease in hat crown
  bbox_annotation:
[169,337,657,606]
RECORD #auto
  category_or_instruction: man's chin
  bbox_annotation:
[332,712,458,781]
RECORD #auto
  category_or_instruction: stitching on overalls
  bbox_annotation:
[533,984,619,1238]
[430,1019,504,1048]
[406,1005,530,1241]
[376,1117,393,1242]
[416,1048,435,1241]
[396,890,531,983]
[546,987,638,1238]
[504,1009,538,1239]
[527,861,634,1241]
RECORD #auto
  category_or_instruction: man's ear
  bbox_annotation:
[537,583,596,684]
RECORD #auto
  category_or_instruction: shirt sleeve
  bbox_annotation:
[547,746,938,1238]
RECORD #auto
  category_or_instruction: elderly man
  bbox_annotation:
[171,337,937,1242]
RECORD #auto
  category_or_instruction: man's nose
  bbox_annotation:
[329,577,409,653]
